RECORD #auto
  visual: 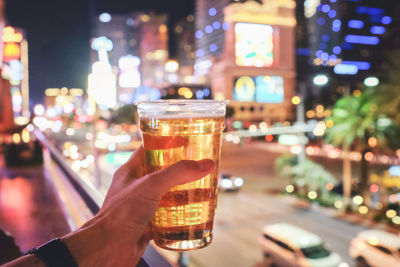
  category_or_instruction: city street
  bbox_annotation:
[182,142,368,267]
[2,0,400,266]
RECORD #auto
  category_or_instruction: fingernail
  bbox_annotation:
[198,159,215,171]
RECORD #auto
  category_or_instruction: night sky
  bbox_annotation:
[5,0,194,104]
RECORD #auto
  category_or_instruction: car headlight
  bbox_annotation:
[221,179,233,188]
[234,177,243,187]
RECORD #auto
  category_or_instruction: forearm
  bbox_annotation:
[2,218,109,267]
[2,255,45,267]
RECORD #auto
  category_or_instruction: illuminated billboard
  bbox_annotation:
[235,23,274,67]
[233,75,284,103]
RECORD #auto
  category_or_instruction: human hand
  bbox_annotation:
[63,146,216,267]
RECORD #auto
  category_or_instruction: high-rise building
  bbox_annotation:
[304,0,399,100]
[91,12,168,104]
[138,13,168,87]
[194,0,230,79]
[173,15,196,82]
[196,0,297,123]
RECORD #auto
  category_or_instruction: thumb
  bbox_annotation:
[138,159,216,199]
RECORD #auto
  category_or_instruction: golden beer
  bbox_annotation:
[136,100,227,251]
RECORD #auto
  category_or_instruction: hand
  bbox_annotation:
[62,146,215,267]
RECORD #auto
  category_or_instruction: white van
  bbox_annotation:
[349,230,400,267]
[259,223,342,267]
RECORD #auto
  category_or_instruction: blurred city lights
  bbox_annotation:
[234,178,243,187]
[368,137,377,147]
[364,152,374,161]
[307,191,317,200]
[208,8,217,16]
[34,104,45,116]
[348,20,364,29]
[388,194,397,203]
[21,129,30,143]
[285,184,294,193]
[386,209,397,218]
[304,0,320,18]
[265,135,273,142]
[325,120,334,128]
[164,60,179,72]
[313,74,328,86]
[12,133,21,144]
[358,206,368,214]
[26,123,34,132]
[259,122,268,132]
[326,183,334,191]
[291,96,301,105]
[66,128,76,136]
[232,135,240,144]
[225,133,234,142]
[91,36,113,52]
[99,13,112,23]
[352,195,363,205]
[86,155,95,163]
[370,26,385,35]
[313,121,326,136]
[381,16,392,24]
[334,200,343,209]
[363,76,379,86]
[290,145,301,154]
[334,64,358,75]
[249,124,257,132]
[392,216,400,225]
[344,35,379,45]
[353,90,361,97]
[368,184,379,194]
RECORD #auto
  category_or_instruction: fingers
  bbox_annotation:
[103,146,145,207]
[137,159,216,199]
[125,146,145,177]
[113,146,145,181]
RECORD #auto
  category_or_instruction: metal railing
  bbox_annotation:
[34,129,172,267]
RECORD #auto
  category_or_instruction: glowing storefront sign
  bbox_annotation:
[235,23,274,67]
[3,43,21,62]
[234,76,255,102]
[255,76,284,103]
[118,55,140,88]
[3,27,23,43]
[88,61,117,108]
[233,75,284,103]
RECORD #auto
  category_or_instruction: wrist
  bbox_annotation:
[62,217,109,266]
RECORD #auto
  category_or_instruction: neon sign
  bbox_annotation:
[233,76,284,103]
[3,43,21,62]
[235,23,274,67]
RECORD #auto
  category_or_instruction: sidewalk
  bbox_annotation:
[0,154,70,256]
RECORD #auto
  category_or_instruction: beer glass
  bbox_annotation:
[136,100,227,251]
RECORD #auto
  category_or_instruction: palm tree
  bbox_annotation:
[374,50,400,124]
[325,90,390,206]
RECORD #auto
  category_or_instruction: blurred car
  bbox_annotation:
[259,223,342,267]
[219,173,243,192]
[350,229,400,267]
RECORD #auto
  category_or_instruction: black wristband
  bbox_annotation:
[27,238,78,267]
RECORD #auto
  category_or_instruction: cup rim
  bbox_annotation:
[134,99,229,105]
